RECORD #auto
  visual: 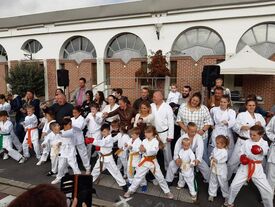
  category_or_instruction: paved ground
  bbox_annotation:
[0,156,271,207]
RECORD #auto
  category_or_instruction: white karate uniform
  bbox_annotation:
[102,104,119,123]
[39,119,56,162]
[85,112,104,158]
[208,147,229,199]
[178,148,197,196]
[91,134,126,186]
[166,91,182,104]
[209,107,236,159]
[0,102,11,114]
[125,137,146,186]
[227,111,266,179]
[72,115,91,171]
[166,134,210,183]
[266,116,275,192]
[228,138,273,207]
[22,114,41,159]
[113,132,130,176]
[128,137,171,194]
[0,120,23,161]
[151,102,174,170]
[56,129,81,181]
[44,131,61,173]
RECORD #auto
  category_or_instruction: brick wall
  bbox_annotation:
[46,59,57,100]
[0,63,7,94]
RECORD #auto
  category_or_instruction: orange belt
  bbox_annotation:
[27,127,37,149]
[128,152,139,176]
[115,148,124,156]
[138,155,156,174]
[99,152,112,172]
[247,159,262,181]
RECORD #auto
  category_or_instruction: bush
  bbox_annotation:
[6,62,45,97]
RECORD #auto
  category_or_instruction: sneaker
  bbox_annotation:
[18,157,25,164]
[176,185,183,190]
[191,195,197,202]
[152,179,158,186]
[165,192,174,199]
[208,196,214,202]
[3,154,9,160]
[51,178,61,184]
[122,185,128,192]
[223,198,229,206]
[47,171,57,177]
[36,160,44,166]
[124,191,133,198]
[141,185,147,193]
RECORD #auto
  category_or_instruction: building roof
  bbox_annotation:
[0,0,274,29]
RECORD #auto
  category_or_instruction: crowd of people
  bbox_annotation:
[0,76,275,207]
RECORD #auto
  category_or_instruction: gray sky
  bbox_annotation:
[0,0,135,18]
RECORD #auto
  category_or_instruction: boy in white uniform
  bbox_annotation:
[51,118,81,184]
[72,106,91,174]
[22,105,41,159]
[166,122,210,185]
[266,116,275,193]
[90,124,128,192]
[227,125,273,207]
[166,84,183,105]
[176,138,197,201]
[208,135,229,204]
[0,110,25,163]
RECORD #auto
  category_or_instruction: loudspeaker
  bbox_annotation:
[57,69,69,87]
[202,65,220,88]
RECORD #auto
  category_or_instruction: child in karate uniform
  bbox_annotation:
[0,110,25,163]
[113,123,130,178]
[22,105,41,159]
[90,124,128,192]
[166,84,182,104]
[85,103,104,159]
[208,135,229,204]
[43,122,61,176]
[176,138,197,201]
[124,126,173,199]
[227,125,273,207]
[266,116,275,193]
[125,127,147,192]
[72,106,91,174]
[51,118,81,184]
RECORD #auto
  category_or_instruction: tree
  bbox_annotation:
[6,62,45,97]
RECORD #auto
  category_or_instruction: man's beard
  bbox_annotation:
[182,93,189,98]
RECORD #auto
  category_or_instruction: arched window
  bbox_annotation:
[22,39,43,54]
[61,36,96,64]
[171,27,225,61]
[106,33,147,63]
[0,44,8,62]
[236,23,275,59]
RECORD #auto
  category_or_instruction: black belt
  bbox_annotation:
[157,128,168,134]
[238,136,249,140]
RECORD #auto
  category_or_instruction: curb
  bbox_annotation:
[0,177,34,190]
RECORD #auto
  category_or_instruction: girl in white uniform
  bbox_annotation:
[51,118,81,184]
[22,105,41,159]
[72,106,91,174]
[209,95,236,159]
[176,138,197,201]
[227,125,273,207]
[125,127,147,191]
[91,124,128,192]
[113,124,130,178]
[266,116,275,193]
[85,103,104,159]
[208,135,229,204]
[124,126,173,199]
[0,111,25,163]
[227,99,266,179]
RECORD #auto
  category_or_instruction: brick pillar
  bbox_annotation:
[45,59,57,100]
[0,63,7,94]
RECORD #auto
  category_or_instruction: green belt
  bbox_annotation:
[0,133,10,150]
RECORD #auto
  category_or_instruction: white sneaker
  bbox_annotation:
[36,160,43,166]
[19,157,26,164]
[152,179,158,186]
[176,185,183,190]
[208,196,214,202]
[124,191,133,198]
[191,195,197,202]
[3,154,9,160]
[165,192,174,199]
[51,178,61,185]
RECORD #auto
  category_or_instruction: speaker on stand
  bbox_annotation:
[201,65,220,98]
[57,68,69,96]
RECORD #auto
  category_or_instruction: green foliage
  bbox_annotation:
[6,62,45,97]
